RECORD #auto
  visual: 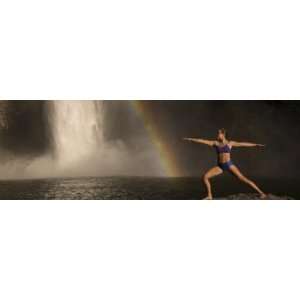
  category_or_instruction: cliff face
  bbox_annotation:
[0,101,50,157]
[0,101,10,129]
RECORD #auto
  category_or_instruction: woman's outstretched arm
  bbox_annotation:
[183,138,216,146]
[230,141,265,147]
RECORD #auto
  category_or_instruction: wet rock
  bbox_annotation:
[214,193,294,200]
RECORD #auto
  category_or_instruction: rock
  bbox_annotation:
[0,101,10,129]
[214,193,294,200]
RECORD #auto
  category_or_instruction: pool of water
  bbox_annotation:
[0,176,298,200]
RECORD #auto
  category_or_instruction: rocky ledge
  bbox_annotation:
[214,193,295,200]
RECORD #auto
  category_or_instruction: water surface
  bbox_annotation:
[0,176,298,200]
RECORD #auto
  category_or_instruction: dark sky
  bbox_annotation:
[0,100,299,178]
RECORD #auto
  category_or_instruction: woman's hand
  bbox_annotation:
[256,144,266,147]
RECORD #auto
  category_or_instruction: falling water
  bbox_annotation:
[49,100,104,170]
[46,100,165,177]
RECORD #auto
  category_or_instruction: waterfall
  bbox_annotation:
[49,100,104,170]
[0,100,165,178]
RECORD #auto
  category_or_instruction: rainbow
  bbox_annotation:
[130,101,182,177]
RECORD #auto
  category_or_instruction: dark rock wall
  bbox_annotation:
[0,100,50,158]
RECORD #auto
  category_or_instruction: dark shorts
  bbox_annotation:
[218,161,234,172]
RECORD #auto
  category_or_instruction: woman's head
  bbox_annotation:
[217,128,227,141]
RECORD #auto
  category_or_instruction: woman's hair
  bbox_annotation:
[219,128,227,136]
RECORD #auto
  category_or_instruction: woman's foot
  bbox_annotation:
[203,195,213,200]
[260,193,267,199]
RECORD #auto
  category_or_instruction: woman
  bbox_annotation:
[184,128,266,199]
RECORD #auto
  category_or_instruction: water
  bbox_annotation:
[0,176,298,200]
[49,100,104,168]
[45,100,164,177]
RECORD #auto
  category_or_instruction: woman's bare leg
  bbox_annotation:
[229,165,266,198]
[202,167,223,199]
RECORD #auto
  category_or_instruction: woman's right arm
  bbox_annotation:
[183,138,216,147]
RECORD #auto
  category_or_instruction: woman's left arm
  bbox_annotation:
[230,141,265,147]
